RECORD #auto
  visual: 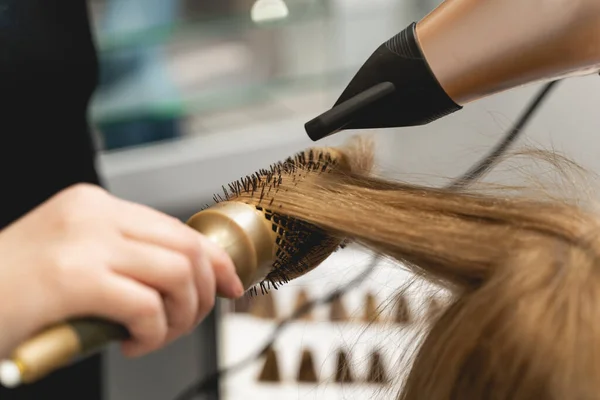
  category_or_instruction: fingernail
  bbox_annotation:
[224,255,244,297]
[231,277,245,298]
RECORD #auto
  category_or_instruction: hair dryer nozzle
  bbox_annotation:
[305,22,461,142]
[305,82,396,141]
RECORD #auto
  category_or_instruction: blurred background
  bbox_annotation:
[87,0,600,399]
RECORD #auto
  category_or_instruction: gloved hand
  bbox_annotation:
[306,23,461,141]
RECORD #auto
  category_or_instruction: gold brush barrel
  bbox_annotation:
[0,202,277,388]
[187,202,277,289]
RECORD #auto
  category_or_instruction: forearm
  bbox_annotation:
[417,0,600,105]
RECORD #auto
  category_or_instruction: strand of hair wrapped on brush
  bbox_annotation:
[227,136,600,399]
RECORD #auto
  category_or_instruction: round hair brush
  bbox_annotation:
[0,146,362,388]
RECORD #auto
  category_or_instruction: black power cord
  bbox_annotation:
[173,80,560,400]
[449,80,561,189]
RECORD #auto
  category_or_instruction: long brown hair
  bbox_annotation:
[232,136,600,399]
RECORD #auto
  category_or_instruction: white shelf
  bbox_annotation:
[218,246,448,400]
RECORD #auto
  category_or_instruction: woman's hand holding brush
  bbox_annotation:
[0,145,356,387]
[0,183,244,360]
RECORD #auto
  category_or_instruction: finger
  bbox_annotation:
[114,199,243,298]
[192,245,217,325]
[110,239,199,341]
[81,274,169,358]
[113,199,203,261]
[198,235,244,299]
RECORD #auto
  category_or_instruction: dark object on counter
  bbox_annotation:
[363,292,380,323]
[249,293,278,320]
[394,294,411,324]
[366,351,388,385]
[99,116,181,150]
[296,349,319,383]
[329,294,349,322]
[257,347,281,383]
[293,290,313,321]
[334,350,354,384]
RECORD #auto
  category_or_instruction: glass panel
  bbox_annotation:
[88,0,427,150]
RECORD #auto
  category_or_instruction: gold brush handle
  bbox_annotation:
[0,319,128,388]
[0,202,276,388]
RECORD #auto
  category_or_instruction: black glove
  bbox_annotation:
[305,23,462,141]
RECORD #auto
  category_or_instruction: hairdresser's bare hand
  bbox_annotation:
[0,183,244,359]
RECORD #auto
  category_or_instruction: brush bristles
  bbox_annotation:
[208,138,375,294]
[213,149,342,205]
